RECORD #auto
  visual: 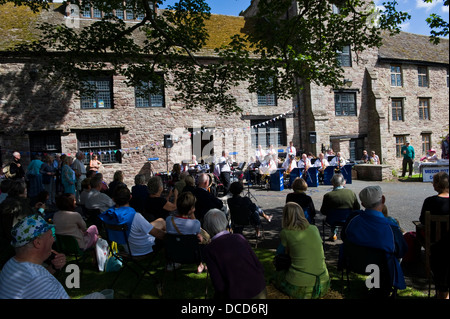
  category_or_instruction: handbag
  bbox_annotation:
[105,241,122,272]
[95,238,109,272]
[273,253,291,271]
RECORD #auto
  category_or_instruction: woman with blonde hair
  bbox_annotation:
[272,202,330,299]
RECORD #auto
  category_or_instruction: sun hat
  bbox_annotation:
[359,186,383,207]
[428,149,436,153]
[11,214,54,248]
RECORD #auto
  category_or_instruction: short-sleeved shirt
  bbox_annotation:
[166,216,201,235]
[128,212,155,256]
[0,258,69,299]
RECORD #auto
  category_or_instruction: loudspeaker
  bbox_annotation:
[164,134,173,148]
[309,131,317,144]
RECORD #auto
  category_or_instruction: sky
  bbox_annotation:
[161,0,449,38]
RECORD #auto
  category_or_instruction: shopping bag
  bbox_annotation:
[95,238,109,272]
[105,241,122,272]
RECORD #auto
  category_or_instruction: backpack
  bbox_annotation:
[2,164,16,179]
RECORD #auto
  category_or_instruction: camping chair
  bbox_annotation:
[102,222,161,298]
[161,233,209,299]
[212,172,225,196]
[424,211,449,298]
[54,234,91,265]
[227,198,263,248]
[340,240,396,298]
[321,209,353,242]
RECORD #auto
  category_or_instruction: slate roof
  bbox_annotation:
[379,30,449,65]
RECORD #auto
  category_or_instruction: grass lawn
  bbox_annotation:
[59,247,429,300]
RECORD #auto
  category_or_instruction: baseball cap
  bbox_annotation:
[11,215,54,248]
[359,186,383,207]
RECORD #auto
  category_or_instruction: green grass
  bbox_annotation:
[58,247,430,299]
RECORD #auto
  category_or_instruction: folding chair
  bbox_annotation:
[102,222,161,298]
[227,198,263,248]
[54,234,91,266]
[321,209,352,242]
[340,240,396,298]
[161,233,209,298]
[424,211,449,297]
[213,172,225,196]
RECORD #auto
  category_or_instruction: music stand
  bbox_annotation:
[243,166,258,203]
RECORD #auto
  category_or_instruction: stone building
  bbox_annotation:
[0,2,448,185]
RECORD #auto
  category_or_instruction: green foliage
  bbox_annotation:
[3,0,414,114]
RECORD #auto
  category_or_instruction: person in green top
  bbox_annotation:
[272,202,330,299]
[401,140,415,177]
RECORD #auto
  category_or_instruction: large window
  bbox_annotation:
[391,65,402,87]
[422,133,431,155]
[419,98,430,120]
[251,119,286,148]
[77,129,121,164]
[135,79,165,108]
[334,92,356,116]
[80,77,113,109]
[28,131,62,154]
[418,66,429,87]
[337,45,352,67]
[391,99,403,121]
[395,136,407,157]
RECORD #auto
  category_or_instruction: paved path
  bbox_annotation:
[233,178,437,295]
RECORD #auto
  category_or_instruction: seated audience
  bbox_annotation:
[419,172,449,299]
[320,173,360,241]
[203,208,267,299]
[144,176,176,222]
[192,173,224,225]
[0,179,13,204]
[182,175,197,193]
[285,178,316,224]
[166,191,208,273]
[361,150,369,163]
[0,214,105,299]
[79,177,91,207]
[52,193,99,250]
[341,186,408,297]
[369,151,380,165]
[421,148,439,162]
[272,202,330,299]
[108,170,127,198]
[227,182,272,237]
[100,186,166,256]
[84,176,115,213]
[130,174,149,214]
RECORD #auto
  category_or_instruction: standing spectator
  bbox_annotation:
[61,156,76,195]
[272,202,330,299]
[26,155,44,201]
[401,140,415,178]
[88,154,102,174]
[72,152,87,203]
[203,208,267,299]
[320,173,360,241]
[40,154,56,207]
[8,151,25,180]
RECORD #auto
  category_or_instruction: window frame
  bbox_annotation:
[395,136,407,158]
[28,131,62,154]
[77,129,122,164]
[250,119,286,149]
[422,133,431,155]
[80,75,114,109]
[418,66,429,88]
[134,77,165,108]
[391,98,404,121]
[418,98,431,120]
[337,45,352,67]
[390,65,403,87]
[334,92,357,116]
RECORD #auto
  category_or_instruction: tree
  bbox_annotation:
[424,0,449,44]
[1,0,411,114]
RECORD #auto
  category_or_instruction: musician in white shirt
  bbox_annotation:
[255,145,266,163]
[314,153,329,184]
[286,141,296,156]
[330,152,346,167]
[297,153,311,172]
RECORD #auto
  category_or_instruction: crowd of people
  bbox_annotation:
[0,147,448,300]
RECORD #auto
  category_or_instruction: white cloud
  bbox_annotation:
[416,0,440,12]
[442,5,449,13]
[400,22,411,31]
